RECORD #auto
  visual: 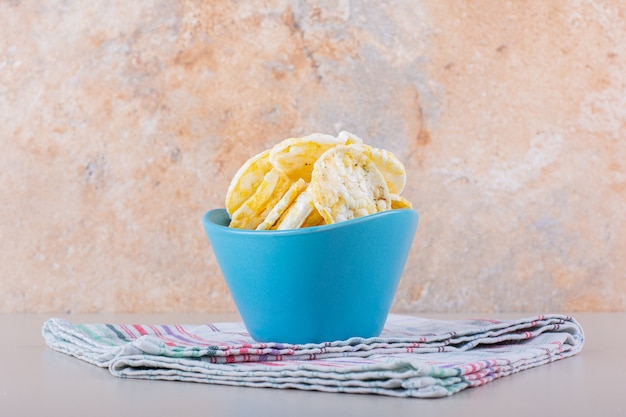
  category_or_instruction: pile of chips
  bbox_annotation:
[225,131,412,230]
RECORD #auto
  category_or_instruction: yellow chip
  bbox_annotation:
[337,130,364,145]
[224,131,409,230]
[229,168,292,229]
[349,144,407,194]
[301,207,326,228]
[269,133,348,182]
[391,194,413,209]
[273,188,315,230]
[310,146,391,224]
[256,179,307,230]
[225,149,272,216]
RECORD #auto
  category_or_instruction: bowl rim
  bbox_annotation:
[204,208,418,236]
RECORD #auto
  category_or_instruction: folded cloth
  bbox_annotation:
[42,314,584,398]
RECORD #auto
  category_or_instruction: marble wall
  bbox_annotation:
[1,0,624,314]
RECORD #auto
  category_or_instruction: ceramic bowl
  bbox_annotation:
[202,208,418,344]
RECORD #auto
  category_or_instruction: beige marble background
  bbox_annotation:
[1,0,625,314]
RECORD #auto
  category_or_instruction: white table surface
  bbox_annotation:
[1,312,623,417]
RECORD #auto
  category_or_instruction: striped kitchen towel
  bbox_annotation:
[42,314,584,398]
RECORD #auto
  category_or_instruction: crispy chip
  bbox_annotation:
[225,149,272,216]
[391,193,413,209]
[349,144,407,194]
[310,146,391,224]
[301,206,326,228]
[269,133,348,182]
[229,168,292,229]
[337,130,364,145]
[225,131,411,230]
[273,188,315,230]
[256,179,307,230]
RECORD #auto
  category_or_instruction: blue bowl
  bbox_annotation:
[202,208,418,344]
